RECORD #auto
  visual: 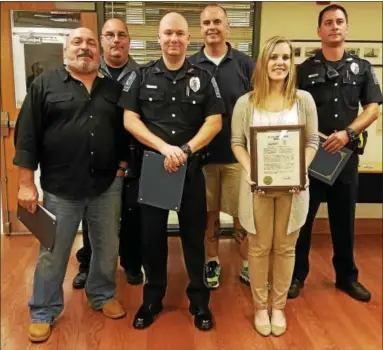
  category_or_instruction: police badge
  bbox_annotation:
[350,62,359,75]
[189,77,200,92]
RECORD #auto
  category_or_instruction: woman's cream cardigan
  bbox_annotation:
[231,90,319,234]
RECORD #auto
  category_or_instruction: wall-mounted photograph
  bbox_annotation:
[291,40,383,67]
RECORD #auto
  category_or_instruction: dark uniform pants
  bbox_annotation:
[140,165,210,310]
[293,154,359,284]
[76,177,142,274]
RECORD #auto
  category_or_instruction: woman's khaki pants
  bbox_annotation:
[248,191,299,310]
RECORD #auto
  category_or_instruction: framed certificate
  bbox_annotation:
[250,125,306,191]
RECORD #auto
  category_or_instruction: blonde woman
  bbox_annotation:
[231,36,319,336]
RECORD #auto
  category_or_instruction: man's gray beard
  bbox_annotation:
[66,58,99,74]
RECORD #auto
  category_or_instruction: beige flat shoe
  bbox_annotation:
[271,323,286,336]
[271,309,287,336]
[253,311,271,336]
[255,322,272,336]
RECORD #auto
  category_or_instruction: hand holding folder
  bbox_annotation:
[308,133,352,186]
[138,151,187,211]
[17,204,57,251]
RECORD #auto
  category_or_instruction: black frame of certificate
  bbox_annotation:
[250,124,306,192]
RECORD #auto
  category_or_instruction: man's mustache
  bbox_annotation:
[77,50,93,58]
[207,31,220,35]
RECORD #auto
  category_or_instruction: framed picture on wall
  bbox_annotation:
[291,40,383,67]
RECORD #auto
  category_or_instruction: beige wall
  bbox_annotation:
[260,1,382,164]
[259,2,382,219]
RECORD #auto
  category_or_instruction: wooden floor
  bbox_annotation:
[1,234,382,350]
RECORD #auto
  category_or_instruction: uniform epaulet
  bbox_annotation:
[307,55,316,61]
[188,62,212,76]
[140,60,157,69]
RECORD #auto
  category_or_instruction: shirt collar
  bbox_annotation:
[313,49,352,64]
[153,57,196,81]
[195,42,233,63]
[59,66,105,81]
[99,55,138,80]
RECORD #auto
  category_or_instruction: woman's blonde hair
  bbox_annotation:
[249,36,297,110]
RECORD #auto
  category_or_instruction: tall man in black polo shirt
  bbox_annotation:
[119,12,224,331]
[189,4,255,289]
[73,18,143,289]
[14,27,126,343]
[288,4,382,301]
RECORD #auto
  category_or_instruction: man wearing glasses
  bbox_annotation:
[72,18,144,289]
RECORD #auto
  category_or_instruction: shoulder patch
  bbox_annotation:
[371,66,379,85]
[122,71,137,92]
[211,77,221,98]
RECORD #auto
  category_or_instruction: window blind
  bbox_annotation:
[104,1,255,64]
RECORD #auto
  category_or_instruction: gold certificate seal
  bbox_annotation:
[263,176,273,185]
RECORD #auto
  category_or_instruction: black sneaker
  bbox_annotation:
[204,261,221,289]
[288,278,304,299]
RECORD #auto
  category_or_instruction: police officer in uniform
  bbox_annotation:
[289,4,382,301]
[118,12,224,331]
[72,18,143,289]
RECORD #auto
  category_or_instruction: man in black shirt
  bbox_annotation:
[14,27,126,343]
[189,4,255,289]
[73,18,143,289]
[288,4,382,302]
[119,12,224,331]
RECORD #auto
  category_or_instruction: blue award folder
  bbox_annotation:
[138,151,187,211]
[308,137,352,186]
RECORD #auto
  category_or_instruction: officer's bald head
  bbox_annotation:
[158,12,190,59]
[159,12,189,34]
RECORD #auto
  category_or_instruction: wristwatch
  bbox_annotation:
[180,143,192,158]
[118,165,127,175]
[345,127,359,142]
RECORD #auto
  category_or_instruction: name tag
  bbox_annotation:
[308,73,319,78]
[146,84,157,89]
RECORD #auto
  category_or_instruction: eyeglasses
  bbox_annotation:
[101,33,129,41]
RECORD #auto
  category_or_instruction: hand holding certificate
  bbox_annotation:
[250,125,306,192]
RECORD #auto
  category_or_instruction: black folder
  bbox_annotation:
[17,204,56,251]
[138,151,187,211]
[308,137,352,186]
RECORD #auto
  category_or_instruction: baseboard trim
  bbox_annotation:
[312,218,382,235]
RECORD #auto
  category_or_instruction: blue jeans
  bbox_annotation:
[29,177,123,324]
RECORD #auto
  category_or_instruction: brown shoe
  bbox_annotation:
[101,299,126,319]
[28,323,51,342]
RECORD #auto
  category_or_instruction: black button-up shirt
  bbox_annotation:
[13,67,124,199]
[118,58,225,147]
[189,43,255,163]
[298,50,383,136]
